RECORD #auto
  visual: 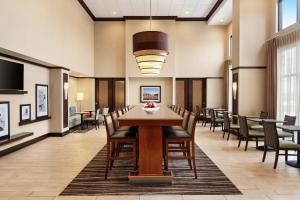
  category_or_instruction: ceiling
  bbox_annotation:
[208,0,232,25]
[82,0,219,18]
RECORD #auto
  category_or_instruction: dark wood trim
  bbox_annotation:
[19,116,51,126]
[63,73,69,128]
[79,0,224,22]
[0,49,70,71]
[0,90,28,94]
[232,73,238,123]
[0,132,33,146]
[231,66,267,70]
[0,133,48,157]
[206,77,224,79]
[77,0,96,20]
[176,17,207,21]
[206,0,224,20]
[19,104,31,124]
[48,130,70,137]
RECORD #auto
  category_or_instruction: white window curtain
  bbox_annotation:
[277,41,300,125]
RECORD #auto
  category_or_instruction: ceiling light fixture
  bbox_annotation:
[132,0,169,76]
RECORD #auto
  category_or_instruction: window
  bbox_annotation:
[278,0,299,31]
[277,41,300,125]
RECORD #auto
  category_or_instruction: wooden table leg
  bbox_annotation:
[128,125,173,184]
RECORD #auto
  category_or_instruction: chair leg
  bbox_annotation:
[186,142,192,169]
[105,142,110,180]
[213,123,215,132]
[191,141,197,179]
[274,150,279,169]
[227,128,231,141]
[244,139,249,151]
[133,142,137,171]
[238,137,242,148]
[222,129,226,138]
[165,141,169,171]
[262,145,267,162]
[210,122,212,130]
[285,150,288,163]
[255,138,258,148]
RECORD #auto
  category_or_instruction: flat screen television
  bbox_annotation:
[0,59,24,91]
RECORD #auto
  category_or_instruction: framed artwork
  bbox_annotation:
[36,84,48,118]
[0,102,10,140]
[140,86,161,103]
[20,104,31,123]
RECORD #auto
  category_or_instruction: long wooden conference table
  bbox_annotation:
[118,105,182,184]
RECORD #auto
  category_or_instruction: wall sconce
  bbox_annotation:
[63,82,69,100]
[232,82,237,100]
[77,92,84,112]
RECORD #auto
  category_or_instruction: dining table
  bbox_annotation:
[118,105,182,184]
[75,112,89,130]
[277,125,300,168]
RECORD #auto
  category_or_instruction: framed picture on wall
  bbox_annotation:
[140,86,161,103]
[20,104,31,123]
[36,84,48,118]
[0,102,10,140]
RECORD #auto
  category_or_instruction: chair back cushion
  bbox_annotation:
[102,107,109,115]
[260,111,269,119]
[179,108,184,117]
[104,115,115,139]
[117,109,123,117]
[95,108,101,120]
[210,109,215,121]
[182,110,190,129]
[283,115,296,125]
[187,112,197,137]
[110,111,120,130]
[223,112,230,130]
[262,121,279,149]
[238,116,249,137]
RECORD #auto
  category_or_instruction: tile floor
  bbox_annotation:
[0,124,299,200]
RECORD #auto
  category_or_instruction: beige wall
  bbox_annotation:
[206,79,225,108]
[238,69,266,115]
[175,22,226,77]
[0,57,51,150]
[69,77,79,108]
[0,0,94,76]
[128,78,173,106]
[94,22,125,77]
[77,79,95,112]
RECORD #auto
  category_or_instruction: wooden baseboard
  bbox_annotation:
[48,130,70,137]
[0,134,49,157]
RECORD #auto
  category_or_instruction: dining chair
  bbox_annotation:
[195,105,202,122]
[104,114,137,179]
[121,107,127,114]
[164,112,198,179]
[177,107,182,115]
[110,111,135,132]
[209,109,224,132]
[262,120,300,169]
[84,108,102,129]
[223,112,240,141]
[250,111,269,131]
[238,116,264,151]
[117,109,123,117]
[202,108,211,127]
[178,108,184,117]
[164,110,190,132]
[277,115,296,140]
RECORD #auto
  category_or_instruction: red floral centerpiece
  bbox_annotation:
[142,101,159,113]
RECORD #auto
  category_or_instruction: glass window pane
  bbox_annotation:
[281,0,297,29]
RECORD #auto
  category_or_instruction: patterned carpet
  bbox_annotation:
[60,145,241,196]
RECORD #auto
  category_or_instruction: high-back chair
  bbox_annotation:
[202,108,211,127]
[117,109,123,117]
[84,108,102,129]
[277,115,297,140]
[238,116,264,151]
[110,111,136,132]
[104,115,137,179]
[262,121,300,169]
[178,108,184,117]
[164,112,198,179]
[209,109,224,132]
[223,112,240,140]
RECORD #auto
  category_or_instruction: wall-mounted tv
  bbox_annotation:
[0,59,24,91]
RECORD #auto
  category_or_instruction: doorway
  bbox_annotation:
[95,78,126,112]
[175,78,207,112]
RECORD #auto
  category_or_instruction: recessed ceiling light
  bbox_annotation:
[185,11,190,15]
[112,11,117,15]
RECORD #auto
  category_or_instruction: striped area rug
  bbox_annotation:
[60,145,241,196]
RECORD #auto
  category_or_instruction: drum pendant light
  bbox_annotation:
[132,0,169,76]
